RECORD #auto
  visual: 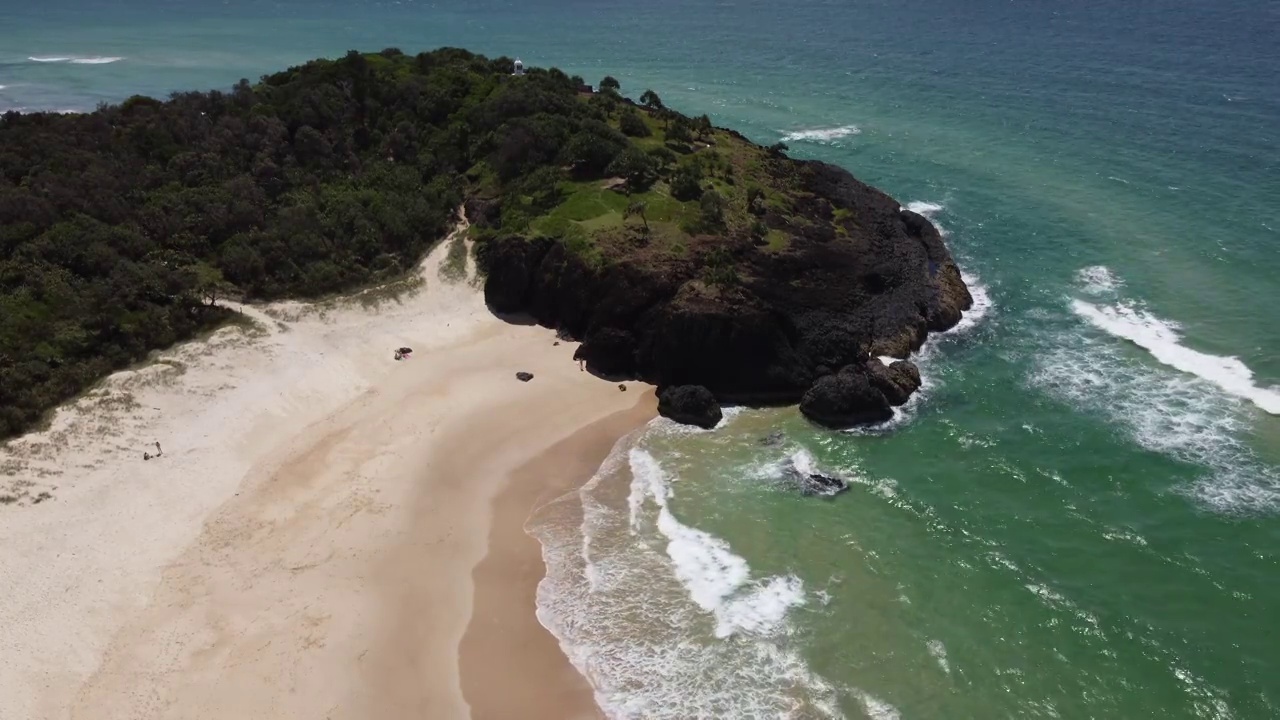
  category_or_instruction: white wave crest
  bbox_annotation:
[780,125,861,143]
[1076,265,1124,296]
[634,448,807,638]
[1033,291,1280,513]
[926,639,951,675]
[1071,299,1280,415]
[534,438,845,718]
[27,56,123,64]
[903,200,945,218]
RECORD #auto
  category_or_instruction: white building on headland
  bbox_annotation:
[512,58,525,76]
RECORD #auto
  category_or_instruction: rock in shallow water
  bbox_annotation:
[657,385,723,429]
[782,452,850,497]
[799,372,893,428]
[864,358,922,407]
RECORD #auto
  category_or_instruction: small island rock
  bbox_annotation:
[799,372,893,428]
[657,385,723,429]
[516,371,534,382]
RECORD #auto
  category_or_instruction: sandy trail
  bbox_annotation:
[0,219,653,720]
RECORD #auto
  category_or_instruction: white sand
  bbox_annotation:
[0,220,650,719]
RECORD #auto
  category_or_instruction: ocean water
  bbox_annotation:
[5,0,1280,717]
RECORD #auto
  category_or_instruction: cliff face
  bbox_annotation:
[479,159,973,424]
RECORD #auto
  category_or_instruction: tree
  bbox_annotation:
[625,200,649,233]
[619,109,650,137]
[694,114,713,138]
[699,189,726,227]
[669,162,703,201]
[606,146,659,192]
[666,116,693,144]
[600,76,621,93]
[639,89,664,111]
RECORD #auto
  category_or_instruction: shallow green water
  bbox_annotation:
[5,0,1279,716]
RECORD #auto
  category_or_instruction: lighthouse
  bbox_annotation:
[512,58,525,76]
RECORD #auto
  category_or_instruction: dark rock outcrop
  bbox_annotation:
[516,371,534,382]
[865,358,922,407]
[781,453,850,497]
[657,385,722,429]
[799,372,893,428]
[479,158,972,420]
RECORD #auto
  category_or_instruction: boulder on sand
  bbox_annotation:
[516,371,534,382]
[799,371,893,428]
[657,385,722,429]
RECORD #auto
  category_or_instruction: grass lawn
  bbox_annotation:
[531,180,698,238]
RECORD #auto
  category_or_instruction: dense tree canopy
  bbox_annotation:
[0,47,667,438]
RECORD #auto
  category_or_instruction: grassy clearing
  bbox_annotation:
[531,181,699,241]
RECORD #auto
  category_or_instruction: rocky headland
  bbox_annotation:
[479,158,972,428]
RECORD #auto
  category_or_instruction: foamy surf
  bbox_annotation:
[780,125,861,144]
[27,56,123,64]
[1031,270,1280,512]
[533,433,847,718]
[1070,298,1280,415]
[845,201,992,433]
[1076,265,1124,296]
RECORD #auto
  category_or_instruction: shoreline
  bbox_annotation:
[459,392,655,720]
[0,226,652,720]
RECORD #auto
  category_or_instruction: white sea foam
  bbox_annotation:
[1076,265,1124,296]
[1025,266,1280,513]
[926,639,951,675]
[780,125,861,143]
[853,691,902,720]
[1070,299,1280,415]
[634,448,808,638]
[534,436,845,718]
[903,200,945,218]
[27,56,123,64]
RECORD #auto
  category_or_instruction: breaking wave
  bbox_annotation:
[1070,298,1280,415]
[27,56,123,64]
[534,437,848,718]
[1076,265,1124,296]
[1031,267,1280,513]
[780,125,861,144]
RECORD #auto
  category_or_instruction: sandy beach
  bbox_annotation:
[0,221,654,720]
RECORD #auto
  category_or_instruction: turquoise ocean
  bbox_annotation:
[4,0,1279,717]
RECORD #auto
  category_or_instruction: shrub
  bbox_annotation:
[619,109,650,137]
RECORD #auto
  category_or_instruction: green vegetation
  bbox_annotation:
[0,46,825,440]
